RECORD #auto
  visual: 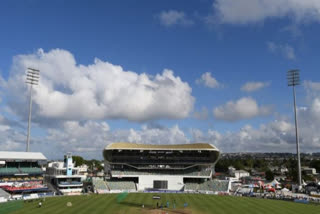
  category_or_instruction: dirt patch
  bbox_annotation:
[141,208,193,214]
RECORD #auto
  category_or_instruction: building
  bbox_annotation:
[232,170,250,179]
[46,153,84,195]
[77,164,88,176]
[302,167,317,175]
[0,151,48,194]
[102,142,227,192]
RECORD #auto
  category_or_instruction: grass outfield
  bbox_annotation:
[2,193,319,214]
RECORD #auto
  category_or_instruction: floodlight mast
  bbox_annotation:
[287,69,301,187]
[25,68,40,152]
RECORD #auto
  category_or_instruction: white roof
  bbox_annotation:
[234,170,249,173]
[0,151,47,161]
[105,142,219,151]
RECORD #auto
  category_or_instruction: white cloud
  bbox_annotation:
[1,107,320,158]
[241,81,270,92]
[158,10,194,27]
[196,72,220,88]
[193,107,209,120]
[2,80,320,157]
[4,49,195,122]
[44,122,190,159]
[304,81,320,91]
[212,0,320,24]
[213,97,271,121]
[267,42,296,60]
[281,24,303,38]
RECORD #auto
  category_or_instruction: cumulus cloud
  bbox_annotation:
[1,103,320,158]
[196,72,221,88]
[4,49,194,123]
[213,97,271,121]
[267,42,296,60]
[193,107,209,120]
[158,10,194,27]
[241,81,270,92]
[0,114,26,151]
[44,122,189,159]
[304,81,320,91]
[212,0,320,24]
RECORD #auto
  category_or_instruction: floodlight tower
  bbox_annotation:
[287,69,301,187]
[25,68,40,152]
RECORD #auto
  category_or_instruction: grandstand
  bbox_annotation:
[103,142,222,192]
[92,178,109,193]
[0,151,48,194]
[185,180,230,192]
[106,180,136,191]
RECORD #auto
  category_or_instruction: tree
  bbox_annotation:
[285,158,298,182]
[265,169,274,181]
[310,160,320,172]
[73,156,84,167]
[233,160,244,170]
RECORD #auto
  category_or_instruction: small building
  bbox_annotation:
[232,170,250,179]
[228,166,236,176]
[302,167,317,175]
[46,153,84,195]
[77,164,88,177]
[280,167,288,174]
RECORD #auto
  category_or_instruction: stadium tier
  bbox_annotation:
[185,180,230,192]
[103,142,220,191]
[92,178,109,193]
[0,151,49,194]
[106,180,136,191]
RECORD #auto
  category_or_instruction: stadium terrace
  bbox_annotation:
[102,142,222,192]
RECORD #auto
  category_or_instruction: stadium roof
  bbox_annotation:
[105,142,219,151]
[0,151,47,161]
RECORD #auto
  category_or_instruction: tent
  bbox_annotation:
[265,179,281,189]
[281,188,289,192]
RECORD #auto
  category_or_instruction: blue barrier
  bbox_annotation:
[294,199,309,204]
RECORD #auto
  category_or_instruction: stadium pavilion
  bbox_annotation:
[102,143,223,192]
[0,151,48,195]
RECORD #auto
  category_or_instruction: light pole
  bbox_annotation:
[25,68,40,152]
[287,69,301,187]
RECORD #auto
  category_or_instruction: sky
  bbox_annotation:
[0,0,320,159]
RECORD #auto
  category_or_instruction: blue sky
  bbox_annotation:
[0,0,320,159]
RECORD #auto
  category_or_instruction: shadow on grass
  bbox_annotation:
[119,201,145,208]
[119,201,192,214]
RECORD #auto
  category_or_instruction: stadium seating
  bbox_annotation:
[185,180,229,192]
[111,168,212,177]
[0,167,20,175]
[185,182,199,190]
[106,180,136,191]
[0,167,43,176]
[92,178,109,192]
[19,167,42,174]
[59,181,82,185]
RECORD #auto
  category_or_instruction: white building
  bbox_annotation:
[302,167,317,175]
[46,153,85,195]
[232,170,250,179]
[77,164,88,176]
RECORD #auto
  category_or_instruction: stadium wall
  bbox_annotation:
[137,175,184,191]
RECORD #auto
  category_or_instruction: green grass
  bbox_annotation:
[2,193,319,214]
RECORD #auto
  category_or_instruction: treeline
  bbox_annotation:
[216,156,320,182]
[72,156,103,171]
